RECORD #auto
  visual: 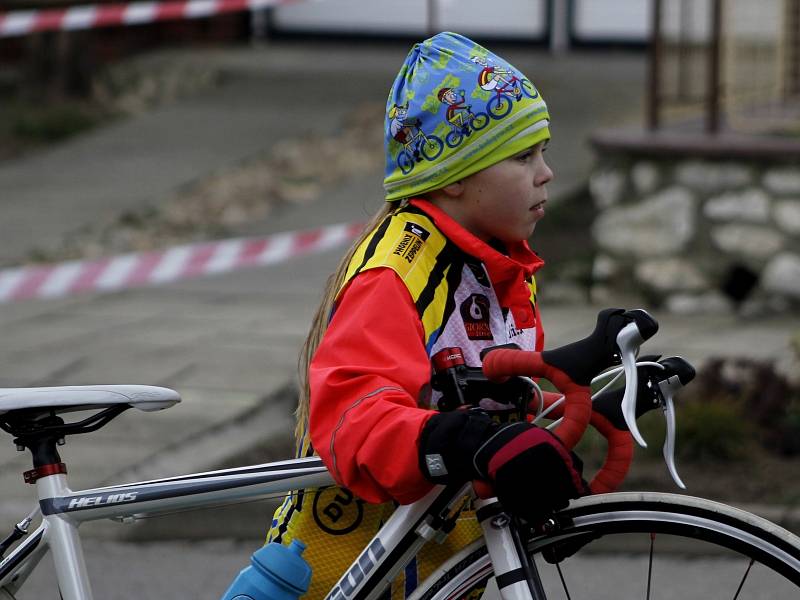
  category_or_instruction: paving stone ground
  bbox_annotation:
[1,42,797,542]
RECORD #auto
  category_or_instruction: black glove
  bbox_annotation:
[419,411,588,522]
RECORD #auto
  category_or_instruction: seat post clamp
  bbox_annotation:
[24,463,68,484]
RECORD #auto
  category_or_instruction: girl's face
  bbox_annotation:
[451,142,553,243]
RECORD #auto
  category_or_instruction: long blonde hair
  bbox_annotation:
[295,199,406,439]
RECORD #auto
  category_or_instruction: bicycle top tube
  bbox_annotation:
[39,457,334,524]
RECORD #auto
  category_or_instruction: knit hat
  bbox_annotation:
[383,32,550,201]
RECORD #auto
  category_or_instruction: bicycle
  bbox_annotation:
[395,128,445,175]
[1,308,799,600]
[444,106,490,149]
[486,78,540,120]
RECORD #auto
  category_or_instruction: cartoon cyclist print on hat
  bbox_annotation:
[389,103,420,149]
[470,55,540,120]
[437,88,471,134]
[388,103,444,175]
[436,88,489,148]
[381,33,552,195]
[471,55,522,99]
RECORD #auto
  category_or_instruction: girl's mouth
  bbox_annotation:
[530,200,546,211]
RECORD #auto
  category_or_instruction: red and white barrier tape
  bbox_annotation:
[0,221,364,303]
[0,0,300,38]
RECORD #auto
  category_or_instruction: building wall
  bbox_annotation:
[271,0,652,44]
[590,151,800,313]
[571,0,650,43]
[271,0,549,38]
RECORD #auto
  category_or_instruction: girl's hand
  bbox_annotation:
[418,411,588,523]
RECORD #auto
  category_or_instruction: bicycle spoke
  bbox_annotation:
[413,494,800,600]
[732,557,755,600]
[554,561,571,600]
[646,532,655,600]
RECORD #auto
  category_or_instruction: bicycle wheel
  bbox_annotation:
[445,130,464,148]
[521,79,540,100]
[410,492,800,600]
[470,112,490,131]
[420,136,444,161]
[397,150,415,174]
[486,95,512,120]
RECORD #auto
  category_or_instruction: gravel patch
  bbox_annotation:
[27,102,384,264]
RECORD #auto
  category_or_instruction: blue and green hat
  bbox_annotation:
[383,31,550,201]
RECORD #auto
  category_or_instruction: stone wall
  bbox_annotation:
[588,142,800,314]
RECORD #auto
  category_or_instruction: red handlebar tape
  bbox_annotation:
[482,349,591,449]
[482,348,633,493]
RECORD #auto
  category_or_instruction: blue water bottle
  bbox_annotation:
[221,539,312,600]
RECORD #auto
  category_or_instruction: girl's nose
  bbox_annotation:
[535,158,554,186]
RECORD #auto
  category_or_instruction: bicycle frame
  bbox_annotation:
[1,456,517,600]
[0,311,703,600]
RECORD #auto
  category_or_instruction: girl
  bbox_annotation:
[268,32,586,599]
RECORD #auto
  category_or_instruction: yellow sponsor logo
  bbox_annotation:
[392,221,430,266]
[312,488,364,535]
[393,232,424,264]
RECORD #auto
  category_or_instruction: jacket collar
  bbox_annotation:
[408,198,545,281]
[408,199,544,328]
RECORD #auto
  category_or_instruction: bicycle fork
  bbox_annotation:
[475,498,547,600]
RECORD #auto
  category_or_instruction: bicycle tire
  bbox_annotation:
[421,136,444,161]
[410,492,800,600]
[486,95,512,120]
[445,130,464,148]
[521,79,539,100]
[397,150,415,174]
[471,112,490,131]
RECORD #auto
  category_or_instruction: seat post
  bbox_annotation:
[13,425,95,600]
[13,415,69,485]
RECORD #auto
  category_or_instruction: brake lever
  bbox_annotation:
[656,356,695,489]
[616,309,660,447]
[617,322,648,447]
[658,373,687,489]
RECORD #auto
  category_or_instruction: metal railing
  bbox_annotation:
[648,0,800,136]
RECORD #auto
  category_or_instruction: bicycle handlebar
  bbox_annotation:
[534,356,694,493]
[481,308,663,492]
[536,393,633,493]
[481,349,591,448]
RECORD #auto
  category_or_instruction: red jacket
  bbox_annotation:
[309,199,545,504]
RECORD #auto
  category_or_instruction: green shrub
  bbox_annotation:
[535,354,800,464]
[675,400,753,462]
[12,106,98,142]
[691,358,800,457]
[776,398,800,456]
[636,411,668,459]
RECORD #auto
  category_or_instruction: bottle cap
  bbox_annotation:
[252,540,312,594]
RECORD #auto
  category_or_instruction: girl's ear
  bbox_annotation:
[441,181,464,198]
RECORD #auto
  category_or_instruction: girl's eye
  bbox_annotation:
[516,151,534,162]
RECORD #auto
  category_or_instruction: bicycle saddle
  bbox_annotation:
[0,385,180,416]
